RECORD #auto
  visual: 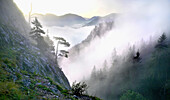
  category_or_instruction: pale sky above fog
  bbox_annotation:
[13,0,170,18]
[13,0,116,18]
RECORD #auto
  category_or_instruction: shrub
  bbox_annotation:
[71,81,88,96]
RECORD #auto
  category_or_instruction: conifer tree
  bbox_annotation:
[30,17,48,51]
[91,66,97,79]
[30,17,45,39]
[155,33,167,49]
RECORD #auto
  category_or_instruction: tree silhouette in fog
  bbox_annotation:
[155,33,168,49]
[133,50,141,62]
[53,37,70,59]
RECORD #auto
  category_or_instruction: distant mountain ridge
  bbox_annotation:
[83,13,118,26]
[31,13,118,27]
[31,13,86,27]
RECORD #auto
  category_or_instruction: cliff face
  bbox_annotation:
[0,0,30,37]
[0,0,70,90]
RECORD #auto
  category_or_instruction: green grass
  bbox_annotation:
[15,72,22,80]
[1,58,16,69]
[46,77,54,84]
[21,70,29,75]
[15,80,24,86]
[0,61,13,82]
[36,84,53,93]
[46,77,64,91]
[0,48,18,62]
[55,83,64,91]
[0,82,24,100]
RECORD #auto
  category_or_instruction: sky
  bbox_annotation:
[13,0,170,18]
[13,0,118,18]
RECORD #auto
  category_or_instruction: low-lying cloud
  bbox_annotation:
[46,26,94,47]
[59,0,170,84]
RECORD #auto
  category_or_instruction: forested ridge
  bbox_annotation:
[86,33,170,100]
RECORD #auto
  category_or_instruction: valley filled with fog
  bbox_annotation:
[34,0,170,86]
[33,1,170,99]
[54,1,170,84]
[45,26,94,47]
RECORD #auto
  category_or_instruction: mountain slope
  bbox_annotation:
[0,0,72,98]
[0,0,70,90]
[0,0,102,99]
[69,21,114,59]
[32,13,118,27]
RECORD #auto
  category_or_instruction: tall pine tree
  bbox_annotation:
[30,17,48,51]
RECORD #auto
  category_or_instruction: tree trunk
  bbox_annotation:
[29,3,32,25]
